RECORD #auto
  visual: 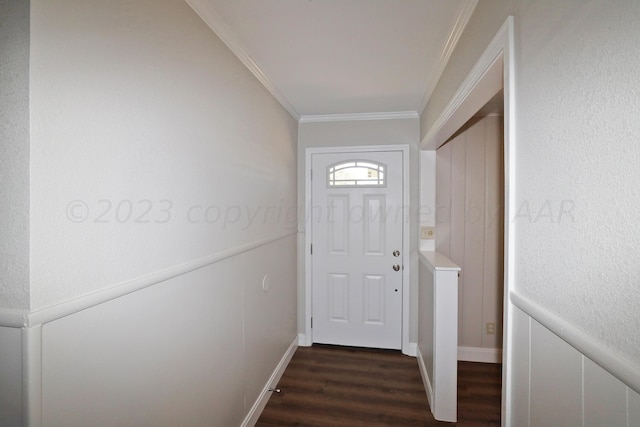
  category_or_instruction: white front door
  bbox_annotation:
[311,150,404,349]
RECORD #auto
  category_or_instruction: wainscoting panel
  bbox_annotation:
[242,236,297,413]
[0,326,22,427]
[530,317,583,427]
[42,258,246,427]
[38,235,297,427]
[630,388,640,426]
[508,306,530,426]
[583,357,627,427]
[509,295,640,427]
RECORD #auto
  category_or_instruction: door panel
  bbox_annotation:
[363,195,385,255]
[311,151,403,349]
[328,273,349,322]
[363,274,385,324]
[328,195,349,254]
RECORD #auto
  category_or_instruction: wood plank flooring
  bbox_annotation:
[256,344,501,427]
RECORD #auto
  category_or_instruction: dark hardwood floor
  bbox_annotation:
[256,345,501,427]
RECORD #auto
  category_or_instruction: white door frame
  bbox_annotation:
[420,17,515,426]
[303,144,411,354]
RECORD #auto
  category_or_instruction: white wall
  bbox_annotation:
[4,0,300,425]
[297,118,420,344]
[421,0,640,423]
[29,0,297,310]
[0,0,30,311]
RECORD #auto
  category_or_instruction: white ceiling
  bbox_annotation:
[186,0,478,120]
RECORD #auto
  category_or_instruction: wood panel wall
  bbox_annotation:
[435,115,504,353]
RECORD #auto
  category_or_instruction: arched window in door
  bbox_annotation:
[327,160,386,187]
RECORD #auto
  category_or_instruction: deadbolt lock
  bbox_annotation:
[393,250,400,257]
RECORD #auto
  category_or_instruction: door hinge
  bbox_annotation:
[310,243,313,255]
[310,169,313,180]
[311,317,313,328]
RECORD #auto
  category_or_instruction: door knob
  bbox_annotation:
[392,264,400,271]
[393,250,400,257]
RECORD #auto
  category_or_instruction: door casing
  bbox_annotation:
[303,144,411,355]
[420,16,515,425]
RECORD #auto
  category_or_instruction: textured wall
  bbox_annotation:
[514,0,640,365]
[28,0,297,309]
[0,0,30,310]
[422,0,640,366]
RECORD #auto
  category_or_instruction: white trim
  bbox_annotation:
[511,291,640,395]
[416,346,435,413]
[399,146,412,356]
[0,309,27,328]
[501,17,517,426]
[406,342,418,358]
[474,112,504,118]
[184,0,300,120]
[297,333,311,347]
[417,0,479,114]
[420,16,515,425]
[458,346,502,363]
[419,250,461,272]
[420,17,510,150]
[241,336,298,427]
[23,325,42,427]
[6,231,296,329]
[299,111,419,124]
[304,145,412,355]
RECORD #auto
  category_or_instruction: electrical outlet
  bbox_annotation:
[486,322,496,335]
[420,226,434,240]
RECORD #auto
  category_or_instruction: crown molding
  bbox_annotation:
[421,16,509,150]
[299,111,419,124]
[416,0,479,114]
[185,0,301,121]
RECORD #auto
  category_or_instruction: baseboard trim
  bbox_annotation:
[1,231,296,329]
[404,342,418,357]
[416,346,434,411]
[241,337,298,427]
[458,346,502,363]
[511,291,640,395]
[297,333,312,347]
